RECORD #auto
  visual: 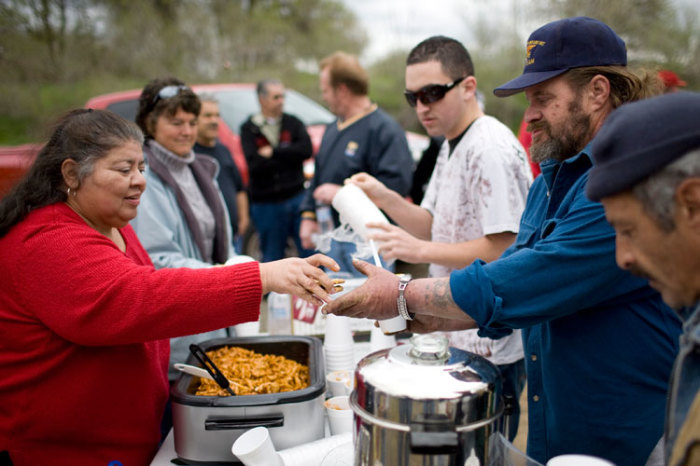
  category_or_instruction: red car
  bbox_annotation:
[84,83,336,185]
[0,84,429,198]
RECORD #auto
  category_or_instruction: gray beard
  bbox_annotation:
[529,94,591,164]
[530,114,591,164]
[530,138,567,164]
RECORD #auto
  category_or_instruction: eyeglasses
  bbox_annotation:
[152,85,189,104]
[404,77,466,107]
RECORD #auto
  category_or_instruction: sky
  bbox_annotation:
[340,0,699,65]
[340,0,532,64]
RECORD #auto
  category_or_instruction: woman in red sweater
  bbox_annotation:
[0,109,338,466]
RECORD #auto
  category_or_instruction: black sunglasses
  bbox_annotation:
[152,85,189,105]
[404,77,466,107]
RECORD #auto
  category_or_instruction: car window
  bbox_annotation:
[106,100,139,122]
[215,89,334,134]
[103,88,335,137]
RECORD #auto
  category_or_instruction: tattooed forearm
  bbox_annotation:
[409,277,473,322]
[413,278,453,312]
[431,278,452,309]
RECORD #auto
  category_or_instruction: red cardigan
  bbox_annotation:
[0,203,262,465]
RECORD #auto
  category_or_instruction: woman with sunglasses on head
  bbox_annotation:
[131,77,262,435]
[132,78,248,375]
[0,109,337,465]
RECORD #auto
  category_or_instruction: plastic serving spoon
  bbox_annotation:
[174,362,244,396]
[173,363,216,381]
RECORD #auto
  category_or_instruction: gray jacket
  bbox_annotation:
[131,143,237,380]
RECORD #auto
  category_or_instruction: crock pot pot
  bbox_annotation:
[350,334,503,465]
[171,335,325,464]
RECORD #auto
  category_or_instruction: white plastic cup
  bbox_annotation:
[547,455,616,466]
[326,370,353,397]
[344,378,353,395]
[277,433,352,466]
[233,321,260,337]
[332,183,389,241]
[324,354,355,373]
[325,395,354,435]
[378,315,407,334]
[370,324,397,352]
[320,441,355,465]
[324,314,354,347]
[230,426,283,466]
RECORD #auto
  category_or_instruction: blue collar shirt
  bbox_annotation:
[450,146,682,466]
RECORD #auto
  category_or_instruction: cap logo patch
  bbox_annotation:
[526,40,546,65]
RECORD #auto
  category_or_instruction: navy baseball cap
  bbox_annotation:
[587,91,700,201]
[494,17,627,97]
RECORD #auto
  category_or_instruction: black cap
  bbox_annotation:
[586,92,700,201]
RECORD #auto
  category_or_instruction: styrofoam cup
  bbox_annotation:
[324,359,355,373]
[324,314,354,347]
[370,324,397,352]
[324,348,355,371]
[231,427,283,466]
[277,433,352,466]
[547,455,616,466]
[344,378,354,395]
[325,395,354,435]
[378,315,407,334]
[234,321,260,337]
[326,370,353,396]
[332,183,389,241]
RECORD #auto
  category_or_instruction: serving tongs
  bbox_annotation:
[188,343,236,396]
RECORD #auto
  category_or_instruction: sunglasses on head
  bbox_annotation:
[152,85,189,105]
[404,77,466,107]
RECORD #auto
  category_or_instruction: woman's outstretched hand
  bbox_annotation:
[259,254,340,305]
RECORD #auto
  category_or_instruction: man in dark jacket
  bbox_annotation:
[299,52,414,275]
[240,79,314,262]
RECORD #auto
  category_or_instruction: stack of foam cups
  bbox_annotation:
[323,314,355,373]
[331,184,407,334]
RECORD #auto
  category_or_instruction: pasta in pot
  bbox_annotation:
[195,346,310,396]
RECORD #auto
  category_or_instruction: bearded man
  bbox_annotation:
[325,17,681,466]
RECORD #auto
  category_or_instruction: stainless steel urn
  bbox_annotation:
[350,334,504,466]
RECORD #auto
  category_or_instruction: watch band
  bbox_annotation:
[397,274,413,321]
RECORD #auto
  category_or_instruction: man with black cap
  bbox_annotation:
[324,17,681,466]
[587,91,700,466]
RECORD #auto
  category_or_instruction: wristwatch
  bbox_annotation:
[397,273,413,321]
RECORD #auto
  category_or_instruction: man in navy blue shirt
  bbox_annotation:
[325,17,681,466]
[299,51,413,274]
[587,92,700,466]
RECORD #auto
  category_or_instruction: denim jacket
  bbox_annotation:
[450,146,681,465]
[667,303,700,465]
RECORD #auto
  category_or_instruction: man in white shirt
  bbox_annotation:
[349,36,532,440]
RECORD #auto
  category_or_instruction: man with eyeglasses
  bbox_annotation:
[240,79,314,262]
[325,17,681,466]
[299,51,413,275]
[346,35,532,441]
